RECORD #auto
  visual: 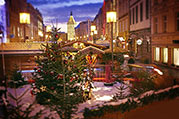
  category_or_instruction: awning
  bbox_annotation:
[78,46,105,54]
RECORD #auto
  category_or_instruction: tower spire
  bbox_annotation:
[70,11,72,16]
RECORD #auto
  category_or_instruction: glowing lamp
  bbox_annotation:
[38,31,43,37]
[0,0,5,5]
[0,31,3,38]
[137,39,142,45]
[107,11,116,23]
[94,30,97,35]
[20,13,30,24]
[46,25,52,32]
[119,37,125,42]
[91,25,96,32]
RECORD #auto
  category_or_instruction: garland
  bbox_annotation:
[83,86,179,118]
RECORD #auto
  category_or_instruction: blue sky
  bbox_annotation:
[27,0,103,32]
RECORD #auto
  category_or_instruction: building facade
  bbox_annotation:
[151,0,179,78]
[129,0,151,63]
[116,0,129,49]
[67,12,76,41]
[75,20,90,41]
[6,0,44,42]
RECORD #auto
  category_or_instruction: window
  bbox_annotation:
[154,17,158,33]
[123,21,125,32]
[163,16,167,32]
[147,41,149,52]
[140,2,143,22]
[133,8,135,24]
[146,0,149,19]
[155,47,160,61]
[126,19,128,31]
[17,27,20,37]
[177,12,179,31]
[13,26,16,37]
[163,48,168,63]
[136,6,138,23]
[130,10,131,25]
[154,0,158,5]
[119,22,121,32]
[174,48,179,66]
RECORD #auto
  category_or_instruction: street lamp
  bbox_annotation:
[0,0,5,5]
[107,10,116,70]
[137,38,143,45]
[0,31,5,77]
[91,25,97,44]
[19,12,30,42]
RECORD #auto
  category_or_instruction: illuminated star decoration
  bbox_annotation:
[40,85,46,92]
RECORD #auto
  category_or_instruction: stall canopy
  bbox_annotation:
[78,46,105,54]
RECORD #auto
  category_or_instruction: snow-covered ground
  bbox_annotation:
[2,82,179,119]
[2,82,129,119]
[75,82,129,119]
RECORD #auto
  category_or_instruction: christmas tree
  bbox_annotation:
[5,65,45,119]
[32,27,87,119]
[8,64,27,88]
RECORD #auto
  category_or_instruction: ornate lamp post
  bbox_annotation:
[106,10,116,70]
[19,12,30,42]
[0,31,5,80]
[91,25,97,44]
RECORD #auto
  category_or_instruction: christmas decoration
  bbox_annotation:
[8,65,27,88]
[40,85,46,92]
[32,27,87,119]
[3,65,45,118]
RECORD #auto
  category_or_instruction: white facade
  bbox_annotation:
[67,12,76,41]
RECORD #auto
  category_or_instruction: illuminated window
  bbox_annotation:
[174,48,179,66]
[163,48,168,63]
[17,27,20,37]
[155,47,160,61]
[13,26,16,37]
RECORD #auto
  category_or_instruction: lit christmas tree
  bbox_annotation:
[32,27,87,119]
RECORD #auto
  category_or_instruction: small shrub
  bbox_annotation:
[130,70,155,97]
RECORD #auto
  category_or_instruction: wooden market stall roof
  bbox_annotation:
[78,46,105,54]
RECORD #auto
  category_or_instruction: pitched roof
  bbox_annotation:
[67,16,76,24]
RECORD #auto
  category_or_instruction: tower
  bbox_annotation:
[67,11,76,41]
